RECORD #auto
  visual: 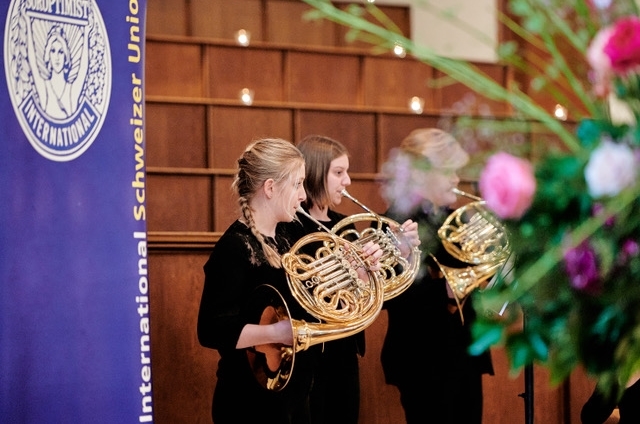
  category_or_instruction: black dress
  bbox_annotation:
[283,210,364,424]
[197,220,320,424]
[381,207,494,424]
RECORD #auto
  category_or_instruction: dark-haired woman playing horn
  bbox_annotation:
[379,128,494,424]
[284,134,420,424]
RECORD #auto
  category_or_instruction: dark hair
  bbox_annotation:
[297,134,349,210]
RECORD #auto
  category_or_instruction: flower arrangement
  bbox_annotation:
[302,0,640,396]
[470,2,640,396]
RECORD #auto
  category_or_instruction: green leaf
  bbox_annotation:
[469,320,504,355]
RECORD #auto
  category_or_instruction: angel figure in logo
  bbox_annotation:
[25,18,89,120]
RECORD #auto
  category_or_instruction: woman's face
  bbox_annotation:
[421,167,460,207]
[275,165,307,222]
[48,39,66,74]
[326,154,351,207]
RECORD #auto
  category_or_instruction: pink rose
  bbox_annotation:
[604,16,640,74]
[587,26,615,96]
[479,152,537,219]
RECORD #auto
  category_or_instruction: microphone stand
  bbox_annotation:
[517,311,534,424]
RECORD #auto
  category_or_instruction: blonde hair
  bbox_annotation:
[399,128,469,169]
[233,138,304,267]
[297,134,349,210]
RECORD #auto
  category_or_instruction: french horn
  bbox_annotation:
[331,189,421,300]
[434,188,511,322]
[247,210,384,391]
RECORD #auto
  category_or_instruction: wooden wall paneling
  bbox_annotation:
[146,0,188,36]
[286,51,361,106]
[335,4,411,50]
[528,120,577,163]
[377,113,441,166]
[435,63,511,117]
[332,179,387,219]
[479,335,566,424]
[206,46,285,102]
[358,311,406,424]
[190,0,264,41]
[362,56,435,110]
[213,175,238,232]
[146,41,204,97]
[533,367,569,424]
[208,106,294,169]
[295,110,377,173]
[567,367,599,424]
[266,0,337,47]
[146,103,207,168]
[481,347,526,424]
[147,174,212,232]
[148,250,217,424]
[499,3,591,122]
[437,116,534,181]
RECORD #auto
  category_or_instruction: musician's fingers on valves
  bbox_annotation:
[346,241,384,277]
[390,219,421,259]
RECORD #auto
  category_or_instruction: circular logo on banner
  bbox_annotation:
[4,0,111,162]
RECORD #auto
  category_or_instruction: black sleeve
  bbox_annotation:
[197,231,252,351]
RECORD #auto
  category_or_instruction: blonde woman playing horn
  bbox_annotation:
[197,138,384,424]
[285,134,420,424]
[379,128,494,424]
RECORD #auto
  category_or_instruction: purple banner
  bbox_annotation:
[1,0,152,422]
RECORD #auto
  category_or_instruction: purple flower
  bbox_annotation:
[621,239,640,260]
[592,202,615,227]
[564,242,601,293]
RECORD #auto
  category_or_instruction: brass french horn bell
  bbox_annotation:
[247,212,384,391]
[434,188,511,322]
[331,189,421,300]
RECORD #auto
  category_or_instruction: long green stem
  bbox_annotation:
[489,184,640,309]
[302,0,580,151]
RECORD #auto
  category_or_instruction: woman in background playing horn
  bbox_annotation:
[379,128,494,424]
[285,134,420,424]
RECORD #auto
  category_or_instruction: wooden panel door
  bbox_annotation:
[146,0,188,36]
[208,106,294,169]
[148,250,217,424]
[435,63,511,116]
[146,175,212,232]
[207,46,285,102]
[295,110,376,173]
[335,4,411,50]
[190,0,263,41]
[267,0,337,47]
[287,51,361,106]
[146,41,203,97]
[377,114,441,166]
[362,56,435,110]
[146,103,208,169]
[213,175,238,233]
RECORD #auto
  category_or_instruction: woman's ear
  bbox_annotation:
[263,178,275,199]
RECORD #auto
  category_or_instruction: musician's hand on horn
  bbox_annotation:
[394,219,420,259]
[359,240,384,274]
[236,316,294,349]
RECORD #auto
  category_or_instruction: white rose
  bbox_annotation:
[584,140,638,198]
